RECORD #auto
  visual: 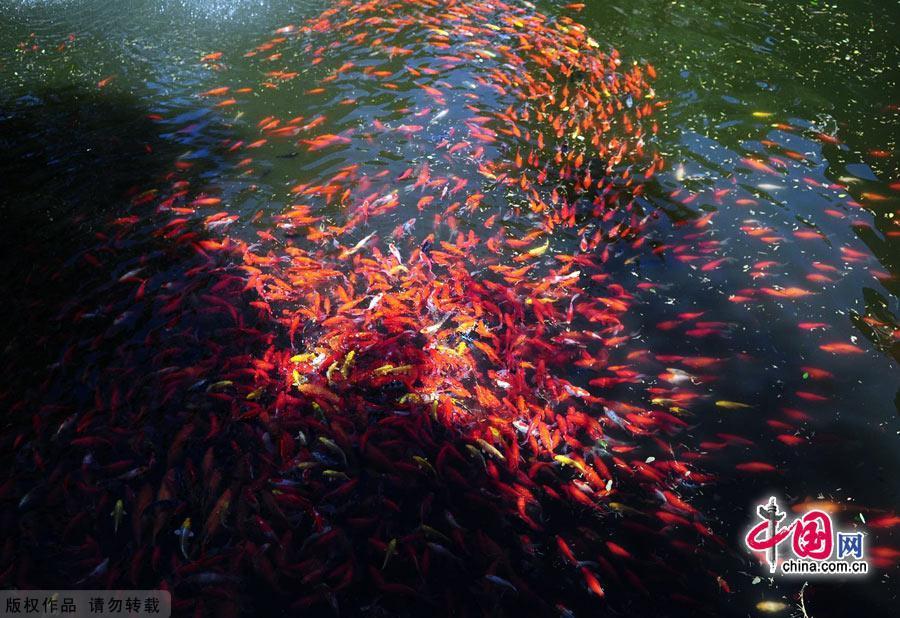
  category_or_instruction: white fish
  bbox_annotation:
[421,312,453,335]
[118,267,144,282]
[662,367,698,385]
[339,232,376,259]
[484,574,517,592]
[388,243,404,265]
[77,558,109,584]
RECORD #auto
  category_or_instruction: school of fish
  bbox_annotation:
[0,1,897,617]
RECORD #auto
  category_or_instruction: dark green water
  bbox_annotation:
[0,0,897,616]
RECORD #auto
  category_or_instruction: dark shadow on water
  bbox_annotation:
[0,87,177,396]
[0,87,171,242]
[0,86,257,599]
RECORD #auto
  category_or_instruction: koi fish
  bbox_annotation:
[175,518,194,559]
[111,499,126,534]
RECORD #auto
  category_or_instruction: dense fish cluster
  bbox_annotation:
[1,1,897,617]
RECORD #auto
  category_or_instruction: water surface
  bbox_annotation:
[0,1,897,616]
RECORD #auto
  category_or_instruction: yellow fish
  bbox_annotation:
[341,350,355,379]
[716,400,752,410]
[110,499,126,534]
[526,240,549,257]
[756,600,789,613]
[372,364,413,376]
[382,538,398,570]
[475,438,506,461]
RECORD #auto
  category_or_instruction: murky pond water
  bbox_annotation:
[1,1,897,616]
